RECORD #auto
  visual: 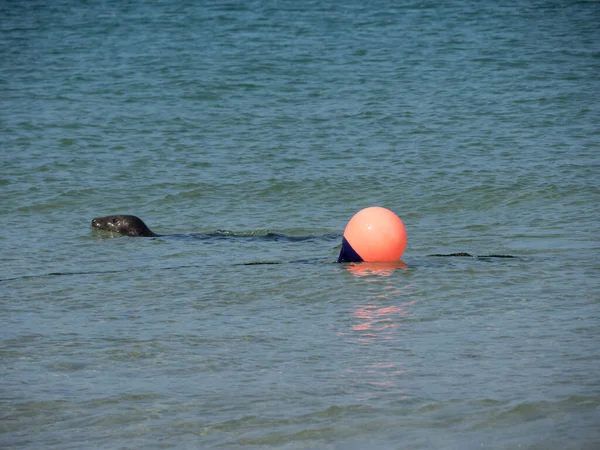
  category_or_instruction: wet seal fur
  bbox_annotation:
[92,215,157,237]
[90,215,331,242]
[91,215,516,259]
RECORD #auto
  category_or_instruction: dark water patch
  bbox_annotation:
[0,258,335,283]
[470,395,600,432]
[45,360,91,372]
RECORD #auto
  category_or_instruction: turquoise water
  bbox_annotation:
[2,1,599,448]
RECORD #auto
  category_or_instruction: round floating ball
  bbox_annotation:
[337,207,407,263]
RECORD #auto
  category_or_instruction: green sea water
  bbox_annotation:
[2,1,599,448]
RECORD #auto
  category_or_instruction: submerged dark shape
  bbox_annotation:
[90,215,517,260]
[90,215,340,243]
[428,252,473,257]
[91,215,158,237]
[427,253,516,258]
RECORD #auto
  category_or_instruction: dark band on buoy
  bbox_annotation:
[337,237,364,263]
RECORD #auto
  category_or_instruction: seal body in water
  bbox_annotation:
[91,215,329,242]
[91,215,515,259]
[91,215,158,237]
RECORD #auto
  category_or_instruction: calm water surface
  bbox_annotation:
[2,1,599,448]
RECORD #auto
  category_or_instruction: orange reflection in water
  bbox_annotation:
[338,276,416,403]
[350,301,416,335]
[348,359,411,402]
[344,260,408,277]
[345,300,414,403]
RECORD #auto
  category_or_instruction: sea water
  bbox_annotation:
[1,1,599,448]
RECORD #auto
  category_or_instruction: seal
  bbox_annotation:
[90,214,516,259]
[91,215,157,237]
[90,215,335,242]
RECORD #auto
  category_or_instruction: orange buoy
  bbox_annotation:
[337,207,407,263]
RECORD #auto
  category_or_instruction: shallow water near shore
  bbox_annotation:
[2,0,599,448]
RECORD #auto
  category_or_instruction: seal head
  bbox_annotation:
[91,215,157,237]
